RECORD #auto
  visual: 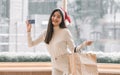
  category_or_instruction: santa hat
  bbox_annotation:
[57,7,71,23]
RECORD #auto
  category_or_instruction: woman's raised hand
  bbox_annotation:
[83,40,93,46]
[26,20,32,32]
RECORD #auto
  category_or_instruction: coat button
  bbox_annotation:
[55,58,57,60]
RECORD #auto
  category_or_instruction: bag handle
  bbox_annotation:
[74,46,82,53]
[74,47,77,53]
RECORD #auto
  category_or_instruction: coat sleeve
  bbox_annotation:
[27,30,46,47]
[65,29,75,53]
[76,41,87,52]
[65,29,86,53]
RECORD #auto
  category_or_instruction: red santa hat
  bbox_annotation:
[58,7,71,23]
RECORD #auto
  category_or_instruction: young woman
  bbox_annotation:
[26,8,92,75]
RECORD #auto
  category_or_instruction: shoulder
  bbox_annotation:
[62,28,70,33]
[62,28,72,36]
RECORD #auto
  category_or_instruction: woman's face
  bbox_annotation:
[51,11,62,27]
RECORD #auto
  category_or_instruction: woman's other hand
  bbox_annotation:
[26,20,32,32]
[84,40,93,46]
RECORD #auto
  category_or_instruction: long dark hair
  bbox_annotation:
[45,9,67,44]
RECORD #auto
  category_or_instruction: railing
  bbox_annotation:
[0,62,120,75]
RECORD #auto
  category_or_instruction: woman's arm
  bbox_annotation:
[76,40,93,52]
[27,31,46,47]
[26,20,46,47]
[65,29,93,53]
[65,29,75,53]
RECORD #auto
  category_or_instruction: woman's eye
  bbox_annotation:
[52,14,61,19]
[57,16,60,18]
[53,15,55,17]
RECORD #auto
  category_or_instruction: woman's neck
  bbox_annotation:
[53,26,60,31]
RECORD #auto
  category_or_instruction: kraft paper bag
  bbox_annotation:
[69,53,98,75]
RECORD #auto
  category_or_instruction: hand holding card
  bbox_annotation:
[28,19,35,24]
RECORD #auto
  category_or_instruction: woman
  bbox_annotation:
[26,8,92,75]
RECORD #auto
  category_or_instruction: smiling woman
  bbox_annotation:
[0,0,120,75]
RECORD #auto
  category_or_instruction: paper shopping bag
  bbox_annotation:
[69,53,98,75]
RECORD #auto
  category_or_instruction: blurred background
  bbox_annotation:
[0,0,120,63]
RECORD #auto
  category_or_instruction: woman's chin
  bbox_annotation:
[52,23,59,26]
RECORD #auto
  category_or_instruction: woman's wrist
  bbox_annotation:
[27,30,31,32]
[77,42,86,52]
[83,41,87,47]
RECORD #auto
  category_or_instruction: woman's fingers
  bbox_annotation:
[25,20,32,32]
[84,41,93,46]
[86,41,93,45]
[26,20,29,25]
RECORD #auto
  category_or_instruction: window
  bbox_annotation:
[0,0,120,63]
[68,0,120,63]
[0,0,61,62]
